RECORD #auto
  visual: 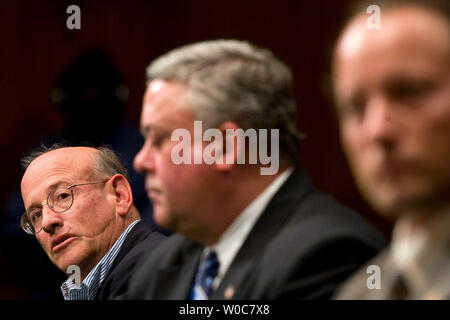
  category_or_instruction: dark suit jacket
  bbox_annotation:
[124,167,387,299]
[95,220,166,300]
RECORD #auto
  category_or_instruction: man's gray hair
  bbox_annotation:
[146,39,303,162]
[21,143,130,182]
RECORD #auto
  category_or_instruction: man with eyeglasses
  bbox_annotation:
[19,144,165,300]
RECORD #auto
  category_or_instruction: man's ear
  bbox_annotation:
[213,121,244,172]
[109,174,133,217]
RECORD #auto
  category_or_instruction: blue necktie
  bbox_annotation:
[190,251,220,300]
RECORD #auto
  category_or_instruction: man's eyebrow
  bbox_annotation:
[140,125,170,137]
[25,181,70,211]
[140,125,152,137]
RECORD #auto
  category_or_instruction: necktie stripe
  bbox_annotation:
[190,251,220,300]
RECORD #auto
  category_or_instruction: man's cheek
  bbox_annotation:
[36,236,51,253]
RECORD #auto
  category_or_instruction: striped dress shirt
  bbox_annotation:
[60,219,141,300]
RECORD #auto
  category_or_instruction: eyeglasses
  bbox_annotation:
[20,180,108,235]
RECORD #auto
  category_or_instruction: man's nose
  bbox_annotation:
[363,96,398,146]
[40,206,63,234]
[133,140,156,174]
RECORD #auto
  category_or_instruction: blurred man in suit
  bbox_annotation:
[125,39,386,300]
[19,145,165,299]
[332,0,450,299]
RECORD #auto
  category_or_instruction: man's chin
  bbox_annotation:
[370,199,406,220]
[50,248,86,275]
[366,188,438,220]
[153,207,174,231]
[53,259,81,275]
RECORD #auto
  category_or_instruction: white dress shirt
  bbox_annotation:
[60,219,141,300]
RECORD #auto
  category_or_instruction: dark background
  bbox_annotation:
[0,0,392,299]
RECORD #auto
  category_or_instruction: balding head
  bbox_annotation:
[21,147,98,198]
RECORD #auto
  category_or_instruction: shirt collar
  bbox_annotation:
[391,207,450,294]
[61,219,141,300]
[206,167,294,290]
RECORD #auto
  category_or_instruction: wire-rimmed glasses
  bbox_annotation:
[20,180,108,235]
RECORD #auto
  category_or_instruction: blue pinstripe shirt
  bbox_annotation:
[60,219,141,300]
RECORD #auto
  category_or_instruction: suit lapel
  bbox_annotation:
[212,167,313,299]
[107,221,151,274]
[95,221,156,300]
[155,239,204,299]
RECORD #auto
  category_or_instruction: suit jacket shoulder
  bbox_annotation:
[96,220,166,300]
[335,248,450,300]
[333,249,393,299]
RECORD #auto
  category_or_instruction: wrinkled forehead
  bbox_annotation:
[21,147,97,199]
